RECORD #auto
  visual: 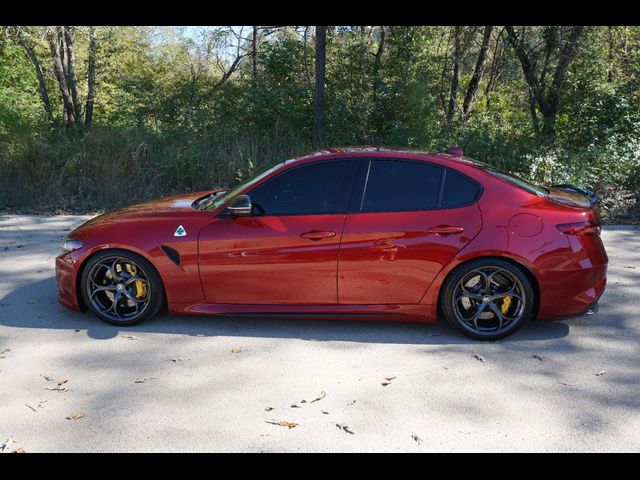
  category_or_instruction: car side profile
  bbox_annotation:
[55,147,608,340]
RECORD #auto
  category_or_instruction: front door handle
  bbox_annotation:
[426,225,465,236]
[300,230,336,241]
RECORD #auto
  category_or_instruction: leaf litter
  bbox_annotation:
[265,420,298,429]
[336,424,355,435]
[66,412,85,421]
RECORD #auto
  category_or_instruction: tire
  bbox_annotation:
[440,258,535,340]
[80,249,165,326]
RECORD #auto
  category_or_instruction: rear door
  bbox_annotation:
[338,158,483,304]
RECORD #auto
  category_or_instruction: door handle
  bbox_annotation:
[426,225,465,236]
[300,230,336,241]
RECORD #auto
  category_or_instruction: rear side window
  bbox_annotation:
[441,169,481,208]
[248,160,356,216]
[357,159,443,212]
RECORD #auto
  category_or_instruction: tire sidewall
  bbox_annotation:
[441,258,535,341]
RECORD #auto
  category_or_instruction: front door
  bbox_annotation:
[338,158,483,304]
[198,160,358,305]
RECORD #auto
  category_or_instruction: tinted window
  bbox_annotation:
[248,161,355,215]
[441,169,481,208]
[357,160,443,212]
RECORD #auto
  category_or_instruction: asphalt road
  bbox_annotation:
[0,215,639,452]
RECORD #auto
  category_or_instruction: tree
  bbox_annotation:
[312,26,327,145]
[462,26,493,122]
[505,26,585,136]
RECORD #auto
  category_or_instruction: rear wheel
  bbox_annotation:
[80,250,164,326]
[441,258,535,340]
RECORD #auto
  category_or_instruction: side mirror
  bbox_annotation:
[226,194,252,216]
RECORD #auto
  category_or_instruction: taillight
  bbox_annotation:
[556,221,601,236]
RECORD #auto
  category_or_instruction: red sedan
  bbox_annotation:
[55,147,608,340]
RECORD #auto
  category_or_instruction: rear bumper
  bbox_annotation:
[538,267,607,320]
[55,253,82,312]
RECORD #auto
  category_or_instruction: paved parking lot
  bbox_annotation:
[1,215,639,452]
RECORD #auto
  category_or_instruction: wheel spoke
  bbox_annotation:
[488,303,506,330]
[91,285,118,296]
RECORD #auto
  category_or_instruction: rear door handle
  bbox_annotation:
[426,225,465,236]
[300,230,336,241]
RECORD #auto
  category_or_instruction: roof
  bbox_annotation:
[286,146,467,164]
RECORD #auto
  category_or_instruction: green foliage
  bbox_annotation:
[0,25,639,222]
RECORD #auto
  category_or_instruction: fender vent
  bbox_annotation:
[160,245,181,266]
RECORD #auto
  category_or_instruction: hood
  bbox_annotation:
[72,191,216,233]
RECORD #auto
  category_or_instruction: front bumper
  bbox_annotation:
[55,253,82,312]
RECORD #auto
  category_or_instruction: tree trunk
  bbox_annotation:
[447,26,463,125]
[47,27,76,127]
[312,26,327,146]
[13,27,54,124]
[505,25,584,137]
[462,26,493,122]
[84,26,97,129]
[63,26,83,123]
[252,26,258,82]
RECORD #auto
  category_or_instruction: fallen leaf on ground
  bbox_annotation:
[37,400,47,409]
[134,377,155,384]
[57,379,68,386]
[121,335,136,340]
[321,411,329,415]
[41,375,53,382]
[624,266,636,269]
[310,391,326,403]
[265,420,298,429]
[532,354,545,361]
[300,399,307,404]
[472,353,485,363]
[166,358,183,363]
[291,404,301,408]
[230,348,242,353]
[347,400,356,406]
[264,406,274,412]
[45,386,68,392]
[411,434,423,445]
[66,412,85,421]
[74,329,80,333]
[336,423,355,435]
[595,370,607,376]
[0,438,16,453]
[382,376,397,386]
[25,404,36,412]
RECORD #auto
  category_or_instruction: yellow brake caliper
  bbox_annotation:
[501,296,512,314]
[129,264,147,299]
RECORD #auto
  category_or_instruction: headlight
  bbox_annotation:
[61,238,83,253]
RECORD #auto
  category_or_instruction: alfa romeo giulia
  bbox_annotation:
[55,147,608,340]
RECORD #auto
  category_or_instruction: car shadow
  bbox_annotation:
[0,277,570,344]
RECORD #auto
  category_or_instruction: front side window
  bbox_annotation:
[248,160,356,216]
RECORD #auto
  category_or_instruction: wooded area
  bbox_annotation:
[0,26,638,221]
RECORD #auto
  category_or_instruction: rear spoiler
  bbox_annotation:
[550,184,599,207]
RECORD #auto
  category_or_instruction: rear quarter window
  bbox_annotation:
[441,169,481,208]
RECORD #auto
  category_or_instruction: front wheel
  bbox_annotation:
[441,259,535,340]
[80,250,165,326]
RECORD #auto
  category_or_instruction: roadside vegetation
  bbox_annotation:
[1,26,639,222]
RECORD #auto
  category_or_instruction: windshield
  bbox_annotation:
[198,162,285,211]
[471,160,549,196]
